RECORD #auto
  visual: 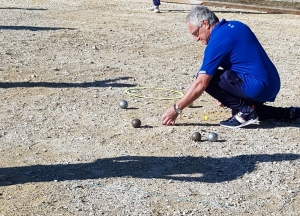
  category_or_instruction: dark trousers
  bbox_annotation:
[153,0,160,6]
[205,70,291,120]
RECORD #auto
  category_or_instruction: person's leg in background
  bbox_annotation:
[147,0,161,13]
[153,0,160,6]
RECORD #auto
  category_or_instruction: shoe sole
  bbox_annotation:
[220,117,259,129]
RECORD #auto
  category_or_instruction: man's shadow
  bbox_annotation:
[1,153,299,186]
[0,77,136,88]
[0,26,76,31]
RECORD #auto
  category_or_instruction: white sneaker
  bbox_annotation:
[146,5,160,13]
[146,5,155,10]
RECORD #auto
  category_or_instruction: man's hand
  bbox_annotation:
[161,73,211,126]
[162,106,179,126]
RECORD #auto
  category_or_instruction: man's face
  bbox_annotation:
[188,20,210,45]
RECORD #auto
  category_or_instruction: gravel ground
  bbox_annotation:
[0,0,299,215]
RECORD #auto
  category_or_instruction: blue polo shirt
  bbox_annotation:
[198,19,280,102]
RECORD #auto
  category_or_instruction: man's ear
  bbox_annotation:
[204,20,210,29]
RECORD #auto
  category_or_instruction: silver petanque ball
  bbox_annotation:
[208,132,218,142]
[119,100,128,109]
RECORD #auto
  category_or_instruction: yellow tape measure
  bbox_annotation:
[124,87,184,100]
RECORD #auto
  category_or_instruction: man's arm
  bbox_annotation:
[162,73,212,126]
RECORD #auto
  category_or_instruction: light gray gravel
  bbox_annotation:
[0,0,299,215]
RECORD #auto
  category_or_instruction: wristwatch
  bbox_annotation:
[174,104,182,114]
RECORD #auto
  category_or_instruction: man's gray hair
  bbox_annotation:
[186,6,219,27]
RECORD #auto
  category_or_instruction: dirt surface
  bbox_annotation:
[0,0,300,215]
[212,0,300,9]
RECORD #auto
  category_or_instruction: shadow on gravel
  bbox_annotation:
[0,26,76,31]
[209,10,276,14]
[176,121,300,128]
[165,9,273,14]
[0,77,136,88]
[1,153,299,186]
[213,10,281,14]
[243,120,300,129]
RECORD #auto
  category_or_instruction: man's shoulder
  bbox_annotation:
[218,19,247,29]
[213,19,251,39]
